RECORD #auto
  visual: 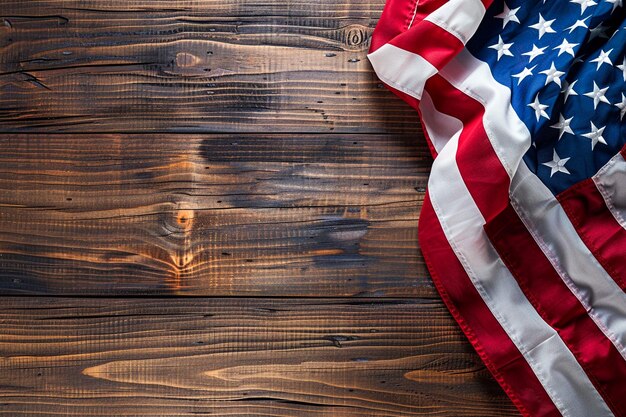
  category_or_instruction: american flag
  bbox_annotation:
[368,0,625,415]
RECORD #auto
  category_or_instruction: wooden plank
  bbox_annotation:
[0,0,419,133]
[0,297,517,416]
[0,133,432,296]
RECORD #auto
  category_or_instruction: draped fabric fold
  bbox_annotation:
[368,0,626,415]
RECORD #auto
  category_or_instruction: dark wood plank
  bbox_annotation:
[0,133,431,296]
[0,0,419,133]
[0,297,517,416]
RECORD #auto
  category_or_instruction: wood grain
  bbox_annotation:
[0,297,517,416]
[0,133,431,296]
[0,0,419,133]
[0,2,517,414]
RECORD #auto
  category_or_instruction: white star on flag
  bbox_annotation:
[550,114,575,140]
[583,81,610,109]
[522,44,547,62]
[512,65,537,84]
[565,17,590,33]
[540,62,565,86]
[495,3,521,28]
[553,39,578,57]
[529,14,556,39]
[606,0,622,12]
[570,0,597,13]
[542,150,571,177]
[528,94,550,120]
[489,35,514,60]
[581,122,607,150]
[590,49,613,70]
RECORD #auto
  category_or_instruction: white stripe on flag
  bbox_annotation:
[367,44,436,100]
[593,151,626,231]
[423,0,486,44]
[419,91,461,153]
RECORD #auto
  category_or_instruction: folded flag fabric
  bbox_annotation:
[368,0,626,415]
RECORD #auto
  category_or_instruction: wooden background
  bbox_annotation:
[0,1,519,415]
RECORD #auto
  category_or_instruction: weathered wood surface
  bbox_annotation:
[0,133,430,296]
[0,297,517,416]
[0,0,419,133]
[0,0,516,414]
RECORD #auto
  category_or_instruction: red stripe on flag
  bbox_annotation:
[419,195,562,417]
[369,0,419,53]
[369,0,450,53]
[388,21,465,70]
[557,179,626,290]
[485,203,626,417]
[409,0,458,25]
[424,75,511,222]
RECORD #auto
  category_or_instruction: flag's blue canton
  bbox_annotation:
[466,0,625,195]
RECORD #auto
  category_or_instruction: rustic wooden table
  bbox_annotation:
[0,1,519,416]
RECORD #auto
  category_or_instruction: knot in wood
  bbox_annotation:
[343,25,367,48]
[175,209,194,231]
